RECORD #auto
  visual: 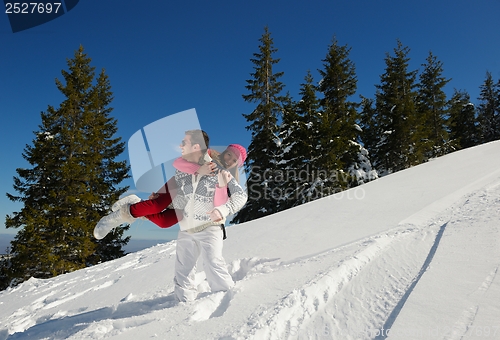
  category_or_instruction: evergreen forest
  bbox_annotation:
[233,28,500,224]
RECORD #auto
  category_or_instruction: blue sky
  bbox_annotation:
[1,0,499,242]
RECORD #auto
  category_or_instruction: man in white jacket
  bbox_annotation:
[170,130,247,302]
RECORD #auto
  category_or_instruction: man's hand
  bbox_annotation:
[198,162,217,176]
[149,192,159,200]
[207,209,223,222]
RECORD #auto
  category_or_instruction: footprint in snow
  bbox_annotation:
[190,288,238,322]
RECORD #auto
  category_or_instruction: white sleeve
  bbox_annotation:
[214,177,247,218]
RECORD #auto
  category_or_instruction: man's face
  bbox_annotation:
[180,135,196,159]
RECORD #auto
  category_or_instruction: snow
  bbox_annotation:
[1,141,500,340]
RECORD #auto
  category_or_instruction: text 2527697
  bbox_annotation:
[5,3,62,14]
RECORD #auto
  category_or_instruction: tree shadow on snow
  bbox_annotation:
[4,293,178,340]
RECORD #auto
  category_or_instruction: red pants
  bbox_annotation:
[129,178,181,229]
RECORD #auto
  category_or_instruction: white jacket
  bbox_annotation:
[171,170,247,232]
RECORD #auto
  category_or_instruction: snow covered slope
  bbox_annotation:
[1,141,500,340]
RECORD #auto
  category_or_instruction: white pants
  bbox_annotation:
[174,226,234,302]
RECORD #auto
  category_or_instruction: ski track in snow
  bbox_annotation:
[226,224,445,340]
[374,221,448,340]
[443,266,498,340]
[440,181,500,340]
[384,180,500,340]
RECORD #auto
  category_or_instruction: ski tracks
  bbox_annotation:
[226,223,445,340]
[439,182,500,340]
[443,266,499,340]
[382,180,500,340]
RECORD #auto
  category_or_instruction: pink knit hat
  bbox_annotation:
[226,144,247,167]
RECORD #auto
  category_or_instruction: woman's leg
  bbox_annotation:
[129,192,172,217]
[129,176,177,218]
[145,209,182,229]
[128,176,181,228]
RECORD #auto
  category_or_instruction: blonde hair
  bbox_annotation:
[211,149,241,183]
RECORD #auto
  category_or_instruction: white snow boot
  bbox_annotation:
[111,194,142,212]
[93,204,136,240]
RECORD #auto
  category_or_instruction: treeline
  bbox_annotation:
[233,27,500,224]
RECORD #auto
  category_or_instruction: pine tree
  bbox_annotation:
[359,96,379,157]
[416,51,451,159]
[497,77,500,139]
[274,92,300,211]
[277,71,323,209]
[373,40,419,175]
[2,46,130,290]
[232,27,285,223]
[316,37,361,193]
[355,96,379,183]
[448,89,479,149]
[477,71,500,143]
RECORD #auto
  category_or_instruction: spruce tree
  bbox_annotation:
[2,46,130,289]
[278,71,322,209]
[497,78,500,138]
[316,37,361,192]
[477,71,500,143]
[356,96,379,183]
[448,89,479,149]
[274,92,300,211]
[416,51,451,159]
[232,27,285,223]
[359,96,379,158]
[373,40,418,175]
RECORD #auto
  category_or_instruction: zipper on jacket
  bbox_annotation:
[188,174,200,230]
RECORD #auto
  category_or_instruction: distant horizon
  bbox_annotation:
[0,233,175,255]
